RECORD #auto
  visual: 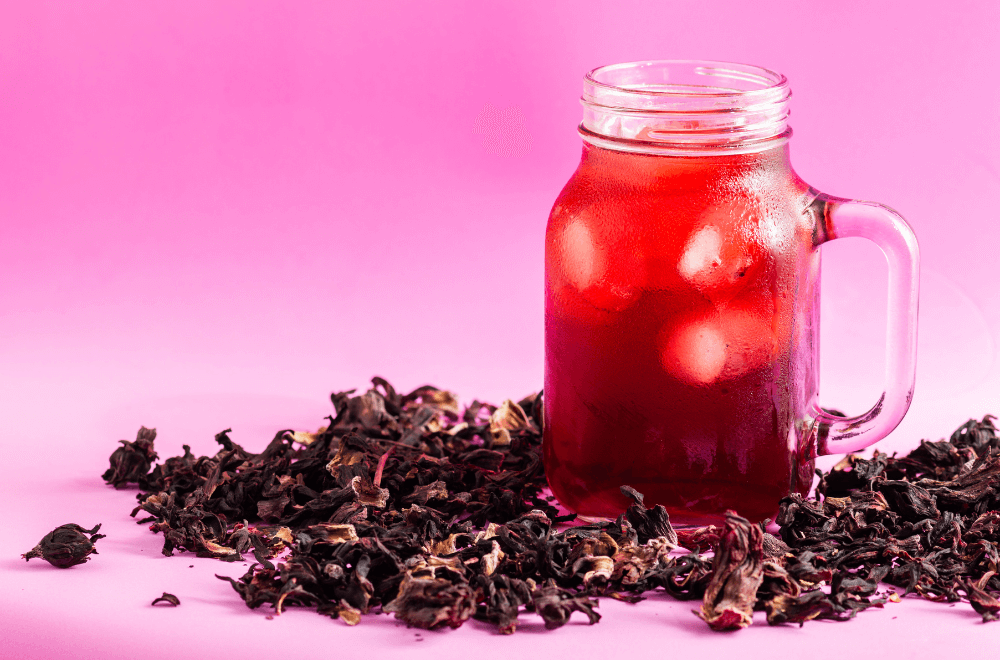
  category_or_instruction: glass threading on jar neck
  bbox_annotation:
[579,60,792,156]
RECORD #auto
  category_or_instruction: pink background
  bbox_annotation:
[2,1,998,657]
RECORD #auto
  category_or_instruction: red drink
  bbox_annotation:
[544,144,820,525]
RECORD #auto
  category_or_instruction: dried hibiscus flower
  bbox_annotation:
[100,382,1000,632]
[697,511,764,630]
[22,523,105,568]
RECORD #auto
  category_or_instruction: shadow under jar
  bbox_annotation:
[543,60,919,525]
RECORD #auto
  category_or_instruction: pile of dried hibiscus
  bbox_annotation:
[102,377,1000,632]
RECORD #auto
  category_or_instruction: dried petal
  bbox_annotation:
[151,592,181,606]
[489,400,530,446]
[306,523,359,544]
[620,485,678,545]
[350,475,390,508]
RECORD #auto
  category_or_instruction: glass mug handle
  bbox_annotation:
[811,194,920,455]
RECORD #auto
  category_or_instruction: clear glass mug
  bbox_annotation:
[543,61,919,525]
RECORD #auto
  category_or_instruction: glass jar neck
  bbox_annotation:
[578,142,795,191]
[580,60,792,157]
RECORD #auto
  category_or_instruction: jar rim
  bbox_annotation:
[584,60,788,103]
[580,60,791,155]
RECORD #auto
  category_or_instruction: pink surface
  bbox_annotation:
[2,1,999,657]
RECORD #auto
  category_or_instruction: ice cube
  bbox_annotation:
[678,225,723,283]
[659,305,778,384]
[719,307,775,378]
[673,200,768,303]
[659,318,727,385]
[560,218,602,290]
[549,209,645,316]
